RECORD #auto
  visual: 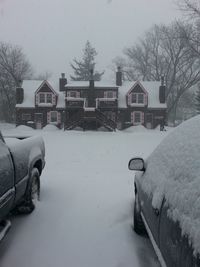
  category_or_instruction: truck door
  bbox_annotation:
[0,138,15,220]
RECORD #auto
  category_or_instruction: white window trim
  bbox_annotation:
[131,93,144,104]
[38,93,53,105]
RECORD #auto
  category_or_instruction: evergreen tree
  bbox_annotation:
[195,86,200,114]
[70,41,104,81]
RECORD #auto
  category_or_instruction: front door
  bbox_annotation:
[35,113,43,129]
[146,113,153,129]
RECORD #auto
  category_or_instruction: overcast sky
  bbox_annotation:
[0,0,181,81]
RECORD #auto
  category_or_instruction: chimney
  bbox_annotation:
[116,66,122,86]
[159,75,166,103]
[59,73,67,91]
[16,87,24,104]
[89,69,94,89]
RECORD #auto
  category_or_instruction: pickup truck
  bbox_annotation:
[0,131,45,241]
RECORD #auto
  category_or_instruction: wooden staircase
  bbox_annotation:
[95,109,116,131]
[64,110,84,130]
[65,109,116,131]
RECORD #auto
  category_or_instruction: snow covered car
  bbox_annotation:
[128,115,200,267]
[0,131,45,241]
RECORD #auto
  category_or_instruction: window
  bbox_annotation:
[22,113,31,120]
[47,94,52,103]
[39,93,45,103]
[70,91,77,97]
[50,111,57,122]
[107,91,114,98]
[131,93,145,104]
[132,93,137,103]
[138,94,144,103]
[38,93,53,104]
[104,91,116,98]
[67,91,80,98]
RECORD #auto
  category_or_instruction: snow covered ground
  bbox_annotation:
[0,125,169,267]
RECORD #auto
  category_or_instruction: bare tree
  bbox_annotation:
[0,42,33,122]
[177,0,200,59]
[116,21,200,122]
[178,0,200,18]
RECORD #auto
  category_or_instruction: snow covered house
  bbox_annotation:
[15,80,65,129]
[15,69,167,130]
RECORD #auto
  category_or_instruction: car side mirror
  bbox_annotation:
[128,158,145,171]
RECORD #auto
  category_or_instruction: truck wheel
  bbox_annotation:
[133,193,146,235]
[15,168,40,214]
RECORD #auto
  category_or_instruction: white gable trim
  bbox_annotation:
[127,81,148,96]
[35,80,58,96]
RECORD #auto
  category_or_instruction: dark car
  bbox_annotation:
[128,115,200,267]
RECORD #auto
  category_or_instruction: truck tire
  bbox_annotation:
[14,168,40,214]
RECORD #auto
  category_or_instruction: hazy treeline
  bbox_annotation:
[113,0,200,122]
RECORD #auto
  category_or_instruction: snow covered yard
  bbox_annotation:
[0,126,169,267]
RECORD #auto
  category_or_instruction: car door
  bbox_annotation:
[159,201,199,267]
[136,175,163,247]
[0,138,15,220]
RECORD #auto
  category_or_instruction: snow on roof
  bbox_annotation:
[118,81,167,109]
[16,80,42,108]
[16,79,166,109]
[139,115,200,254]
[16,80,65,108]
[65,81,117,89]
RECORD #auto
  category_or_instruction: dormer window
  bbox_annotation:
[47,94,52,103]
[39,93,53,104]
[39,93,45,103]
[132,93,144,104]
[38,93,55,105]
[138,94,144,103]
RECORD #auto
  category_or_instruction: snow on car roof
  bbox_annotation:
[140,115,200,254]
[16,80,65,108]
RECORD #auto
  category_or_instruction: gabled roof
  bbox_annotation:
[35,80,58,95]
[16,80,65,108]
[16,79,167,109]
[118,81,167,109]
[127,81,148,95]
